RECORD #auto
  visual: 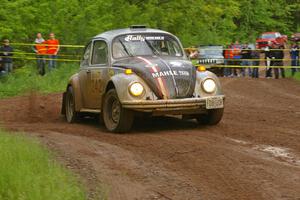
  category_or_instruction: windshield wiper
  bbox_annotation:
[118,39,133,56]
[145,39,160,56]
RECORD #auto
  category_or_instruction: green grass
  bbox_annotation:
[0,62,78,98]
[0,129,86,200]
[285,69,300,81]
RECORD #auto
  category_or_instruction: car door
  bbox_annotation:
[81,39,109,109]
[79,42,92,109]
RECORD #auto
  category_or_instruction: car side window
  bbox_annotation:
[81,42,92,67]
[91,40,108,65]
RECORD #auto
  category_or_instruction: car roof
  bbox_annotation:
[93,27,173,41]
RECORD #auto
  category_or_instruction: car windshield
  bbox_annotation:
[261,33,276,39]
[198,46,223,56]
[112,34,183,58]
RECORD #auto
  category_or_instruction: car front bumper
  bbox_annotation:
[122,95,225,114]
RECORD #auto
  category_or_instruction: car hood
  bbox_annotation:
[113,56,196,99]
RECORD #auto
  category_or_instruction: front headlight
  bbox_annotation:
[129,82,144,97]
[202,79,216,93]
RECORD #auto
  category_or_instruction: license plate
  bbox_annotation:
[206,97,224,109]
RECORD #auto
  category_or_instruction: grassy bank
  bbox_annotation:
[0,62,78,98]
[0,129,86,200]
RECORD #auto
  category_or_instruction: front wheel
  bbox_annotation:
[102,89,134,133]
[196,108,224,125]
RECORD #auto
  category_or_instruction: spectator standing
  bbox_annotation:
[270,43,285,79]
[265,41,272,78]
[223,44,233,77]
[0,39,13,75]
[278,45,285,78]
[290,43,299,76]
[240,43,252,77]
[232,41,242,76]
[0,57,4,76]
[251,46,260,78]
[46,33,60,70]
[33,33,47,76]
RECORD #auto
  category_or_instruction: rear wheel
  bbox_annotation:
[103,89,134,133]
[196,108,224,125]
[65,86,79,123]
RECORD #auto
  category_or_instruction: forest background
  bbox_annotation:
[0,0,299,48]
[0,0,300,96]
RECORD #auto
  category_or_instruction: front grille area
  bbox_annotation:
[198,59,224,64]
[198,59,217,64]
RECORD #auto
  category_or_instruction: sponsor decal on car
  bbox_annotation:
[124,35,165,42]
[137,56,169,99]
[152,70,189,78]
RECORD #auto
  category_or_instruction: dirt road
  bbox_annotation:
[1,78,300,200]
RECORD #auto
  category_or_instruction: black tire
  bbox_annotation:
[196,108,224,125]
[95,113,104,125]
[102,89,134,133]
[65,86,79,123]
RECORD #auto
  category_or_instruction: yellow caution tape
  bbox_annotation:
[185,47,299,51]
[0,55,80,62]
[5,43,299,50]
[0,51,81,58]
[1,55,298,64]
[194,64,300,69]
[10,43,84,48]
[193,58,299,61]
[4,54,298,62]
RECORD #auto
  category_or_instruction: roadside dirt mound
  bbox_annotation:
[1,78,300,200]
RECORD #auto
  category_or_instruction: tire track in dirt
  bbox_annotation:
[0,78,300,200]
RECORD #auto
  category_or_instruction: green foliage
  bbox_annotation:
[0,129,86,200]
[0,0,298,48]
[0,0,299,98]
[0,62,78,98]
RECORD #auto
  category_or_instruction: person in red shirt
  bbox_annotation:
[223,44,233,77]
[33,33,47,75]
[46,33,60,70]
